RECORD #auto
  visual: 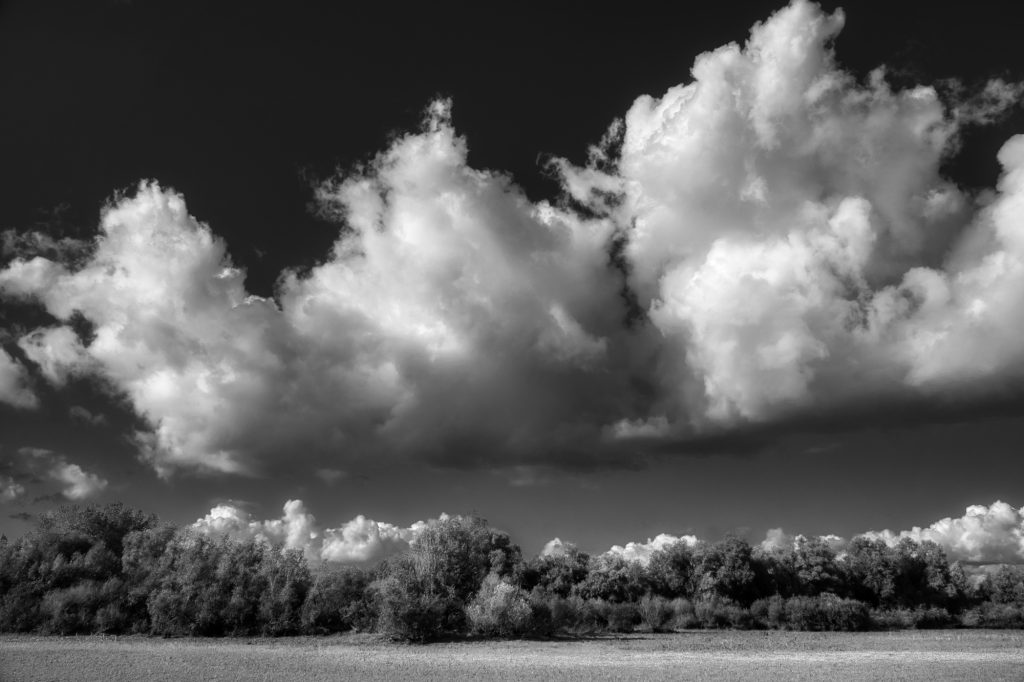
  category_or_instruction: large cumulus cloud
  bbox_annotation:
[1,0,1023,476]
[860,501,1024,565]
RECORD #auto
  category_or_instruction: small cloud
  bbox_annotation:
[0,476,25,503]
[8,511,33,522]
[315,468,347,485]
[0,348,38,409]
[50,463,107,500]
[539,537,576,558]
[606,533,699,565]
[69,405,107,426]
[8,447,107,501]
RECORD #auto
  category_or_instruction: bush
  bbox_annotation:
[525,591,554,637]
[961,602,1024,628]
[786,595,869,631]
[870,607,917,630]
[545,595,574,634]
[605,602,639,633]
[40,582,103,634]
[466,574,534,637]
[668,597,697,630]
[563,596,608,635]
[301,567,375,634]
[375,575,459,642]
[912,607,954,629]
[638,594,672,632]
[694,597,739,629]
[0,583,42,633]
[750,595,785,629]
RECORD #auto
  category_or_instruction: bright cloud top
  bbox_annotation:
[191,501,440,564]
[860,501,1024,565]
[1,0,1023,476]
[606,533,700,565]
[589,501,1024,566]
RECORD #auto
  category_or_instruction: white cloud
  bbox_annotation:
[69,405,106,426]
[606,533,699,565]
[7,447,107,501]
[50,462,108,500]
[0,475,25,503]
[1,0,1023,474]
[320,515,419,563]
[0,348,37,409]
[191,500,320,556]
[760,528,847,553]
[18,326,91,386]
[861,501,1024,564]
[539,537,575,558]
[191,499,440,564]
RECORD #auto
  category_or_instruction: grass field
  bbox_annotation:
[2,630,1023,681]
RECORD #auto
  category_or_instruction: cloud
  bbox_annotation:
[2,448,108,501]
[757,501,1024,564]
[191,499,439,564]
[560,0,1022,429]
[315,468,347,485]
[0,475,25,503]
[1,0,1023,475]
[539,537,576,558]
[0,348,38,409]
[49,462,108,500]
[319,515,420,563]
[760,527,847,553]
[604,533,699,565]
[861,501,1024,565]
[191,500,320,555]
[69,405,106,426]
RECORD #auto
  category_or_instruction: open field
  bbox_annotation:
[2,630,1023,681]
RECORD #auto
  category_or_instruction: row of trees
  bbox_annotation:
[1,504,1022,641]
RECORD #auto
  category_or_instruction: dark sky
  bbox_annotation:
[1,0,1023,560]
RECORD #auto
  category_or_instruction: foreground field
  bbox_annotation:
[2,630,1023,681]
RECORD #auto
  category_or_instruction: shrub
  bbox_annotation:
[375,573,458,642]
[750,595,785,629]
[694,597,737,629]
[668,597,697,630]
[0,583,42,633]
[605,602,639,633]
[912,606,954,629]
[40,582,103,634]
[785,594,870,631]
[562,596,607,635]
[638,594,672,632]
[870,607,917,630]
[466,574,534,637]
[545,595,574,634]
[964,602,1024,628]
[301,567,375,634]
[526,591,554,637]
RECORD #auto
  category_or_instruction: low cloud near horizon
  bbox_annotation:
[2,1,1024,478]
[192,498,1024,567]
[190,501,443,565]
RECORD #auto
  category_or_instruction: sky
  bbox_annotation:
[1,0,1023,565]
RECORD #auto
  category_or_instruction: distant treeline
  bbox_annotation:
[1,504,1023,641]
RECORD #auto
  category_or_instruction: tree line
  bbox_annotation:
[1,503,1022,641]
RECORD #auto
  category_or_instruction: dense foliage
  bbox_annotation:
[2,503,1022,640]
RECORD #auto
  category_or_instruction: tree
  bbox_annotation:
[647,541,695,598]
